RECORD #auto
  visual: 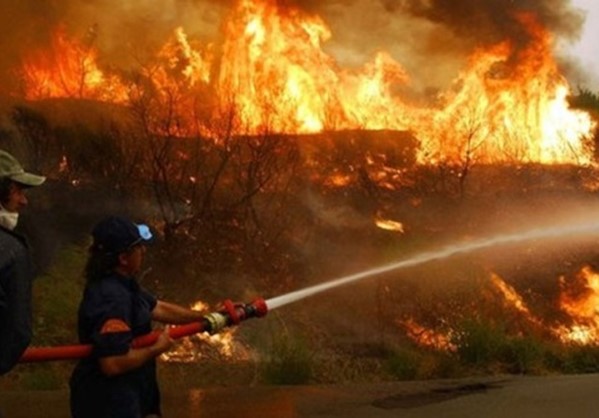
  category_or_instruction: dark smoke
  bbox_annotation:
[271,0,590,90]
[0,0,65,94]
[0,0,592,94]
[379,0,585,47]
[277,0,584,46]
[0,0,230,94]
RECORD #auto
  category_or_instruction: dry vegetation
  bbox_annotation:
[1,92,599,389]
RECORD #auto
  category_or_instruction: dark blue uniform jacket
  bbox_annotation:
[70,274,159,418]
[0,227,33,375]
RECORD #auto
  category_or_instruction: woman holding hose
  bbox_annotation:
[70,215,205,418]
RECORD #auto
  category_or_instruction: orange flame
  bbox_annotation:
[218,0,339,133]
[491,273,533,317]
[21,26,128,102]
[554,266,599,345]
[421,14,595,165]
[18,1,596,165]
[375,217,404,233]
[160,300,250,363]
[398,318,456,352]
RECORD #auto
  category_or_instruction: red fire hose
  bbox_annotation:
[19,298,268,363]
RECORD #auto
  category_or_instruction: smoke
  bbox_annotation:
[380,0,584,46]
[0,0,229,92]
[0,1,62,90]
[313,0,587,90]
[0,0,593,93]
[288,0,585,50]
[272,0,588,87]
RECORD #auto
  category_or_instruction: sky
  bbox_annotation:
[565,0,599,90]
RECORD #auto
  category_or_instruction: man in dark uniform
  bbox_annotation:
[0,149,45,376]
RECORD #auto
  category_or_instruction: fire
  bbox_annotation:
[375,216,404,233]
[219,0,335,133]
[421,14,595,165]
[323,173,352,188]
[160,301,250,363]
[161,330,245,363]
[16,1,596,165]
[21,25,128,103]
[146,26,214,94]
[398,270,599,352]
[554,266,599,345]
[489,270,599,345]
[397,318,456,352]
[490,273,536,320]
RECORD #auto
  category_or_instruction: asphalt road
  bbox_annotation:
[1,374,599,417]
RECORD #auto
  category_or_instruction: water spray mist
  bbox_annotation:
[265,220,599,310]
[20,219,599,363]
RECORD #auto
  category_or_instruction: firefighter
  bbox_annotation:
[0,149,45,376]
[69,215,205,418]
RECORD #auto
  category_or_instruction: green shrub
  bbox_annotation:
[19,364,64,390]
[6,244,89,390]
[452,319,507,367]
[386,347,421,380]
[33,244,87,346]
[424,351,462,379]
[498,336,546,374]
[261,333,313,385]
[560,344,599,374]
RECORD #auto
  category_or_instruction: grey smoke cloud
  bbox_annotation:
[0,0,592,95]
[378,0,584,44]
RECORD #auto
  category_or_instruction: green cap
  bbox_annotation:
[0,150,46,187]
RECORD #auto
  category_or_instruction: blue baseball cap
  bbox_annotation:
[91,216,153,254]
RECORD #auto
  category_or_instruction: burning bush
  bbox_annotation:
[3,0,599,389]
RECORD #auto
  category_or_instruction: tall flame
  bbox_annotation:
[554,266,599,345]
[218,0,339,133]
[421,14,595,165]
[21,25,128,103]
[491,273,536,319]
[397,318,456,352]
[17,0,596,165]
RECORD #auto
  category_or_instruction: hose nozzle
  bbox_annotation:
[20,297,269,362]
[204,298,269,334]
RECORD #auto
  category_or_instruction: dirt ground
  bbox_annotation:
[2,373,599,417]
